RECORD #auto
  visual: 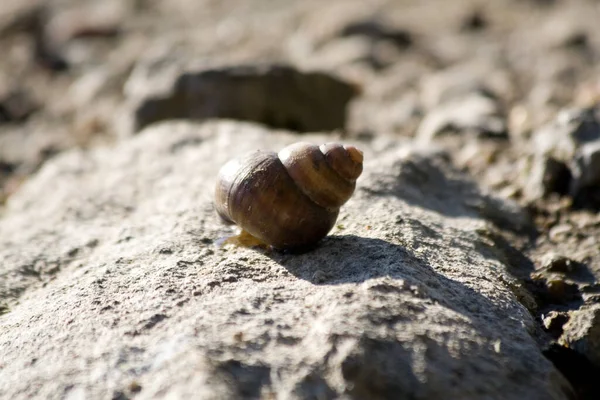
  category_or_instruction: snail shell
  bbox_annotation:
[214,142,363,250]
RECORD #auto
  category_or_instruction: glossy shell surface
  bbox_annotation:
[215,142,362,249]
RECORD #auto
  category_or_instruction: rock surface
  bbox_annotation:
[0,121,571,399]
[570,141,600,201]
[2,0,600,398]
[523,107,600,203]
[416,93,507,142]
[560,304,600,367]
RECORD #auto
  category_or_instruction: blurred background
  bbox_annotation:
[1,0,599,205]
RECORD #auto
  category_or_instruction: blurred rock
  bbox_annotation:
[532,107,600,162]
[349,90,420,136]
[345,59,429,135]
[508,105,534,142]
[23,1,127,72]
[298,34,406,72]
[67,69,114,107]
[523,107,600,202]
[471,191,533,233]
[338,20,413,50]
[0,160,17,205]
[575,77,600,107]
[460,9,488,32]
[31,7,69,72]
[0,120,80,183]
[126,63,358,133]
[45,2,124,44]
[0,2,68,72]
[570,141,600,200]
[0,90,37,123]
[525,156,571,201]
[415,59,514,142]
[419,60,514,109]
[560,31,589,51]
[541,254,579,274]
[299,36,372,71]
[0,0,41,35]
[416,93,507,142]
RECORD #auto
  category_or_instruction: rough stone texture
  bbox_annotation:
[523,107,600,202]
[0,121,572,399]
[560,304,600,367]
[416,93,507,143]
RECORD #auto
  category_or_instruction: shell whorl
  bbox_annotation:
[278,142,363,210]
[214,142,363,249]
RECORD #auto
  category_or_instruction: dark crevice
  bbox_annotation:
[476,225,599,399]
[543,344,600,400]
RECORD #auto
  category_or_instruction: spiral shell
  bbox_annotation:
[214,142,363,250]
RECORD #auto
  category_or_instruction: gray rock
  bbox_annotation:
[344,60,427,135]
[416,93,507,142]
[338,20,413,49]
[124,62,358,133]
[570,140,600,198]
[415,52,510,143]
[335,19,412,69]
[0,0,40,36]
[559,304,600,367]
[524,155,571,201]
[0,121,572,399]
[0,89,37,123]
[523,106,600,202]
[541,254,581,275]
[531,107,600,163]
[419,60,514,110]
